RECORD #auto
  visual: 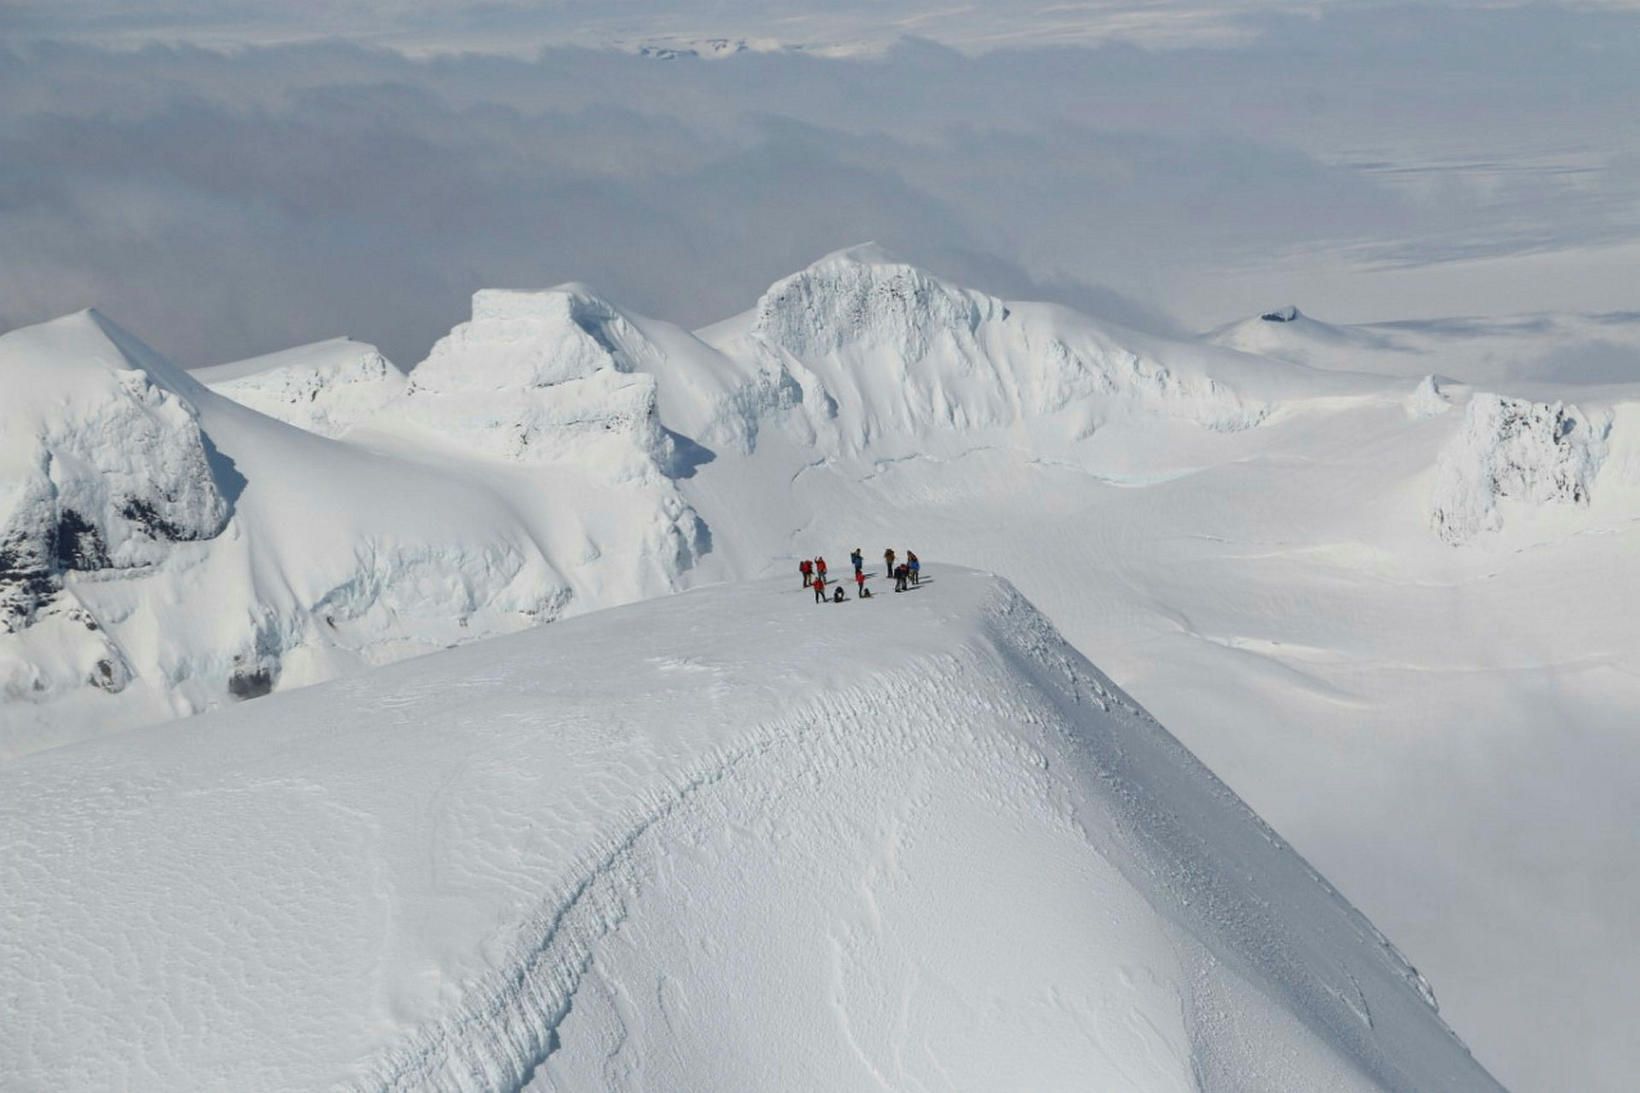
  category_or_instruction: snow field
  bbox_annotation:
[0,570,1500,1091]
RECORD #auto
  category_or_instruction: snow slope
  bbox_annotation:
[0,569,1502,1092]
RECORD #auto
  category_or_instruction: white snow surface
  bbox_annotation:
[5,244,1640,1089]
[0,569,1502,1092]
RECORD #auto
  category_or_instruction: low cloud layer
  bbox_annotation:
[2,5,1637,370]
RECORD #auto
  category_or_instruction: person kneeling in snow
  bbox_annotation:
[833,586,846,604]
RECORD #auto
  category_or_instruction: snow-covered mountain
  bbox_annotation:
[0,305,715,756]
[3,243,1638,1088]
[2,245,1346,751]
[0,570,1503,1091]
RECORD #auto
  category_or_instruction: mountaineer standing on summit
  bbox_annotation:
[883,547,896,578]
[800,558,813,588]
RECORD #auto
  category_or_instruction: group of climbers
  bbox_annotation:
[881,548,919,591]
[801,547,920,603]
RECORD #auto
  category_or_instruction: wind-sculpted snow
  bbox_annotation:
[196,338,405,439]
[1430,392,1610,543]
[0,571,1502,1091]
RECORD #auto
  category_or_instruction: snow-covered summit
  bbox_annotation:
[195,337,404,439]
[0,569,1503,1091]
[0,310,231,633]
[749,242,1003,361]
[1209,306,1414,373]
[701,245,1274,451]
[405,285,681,472]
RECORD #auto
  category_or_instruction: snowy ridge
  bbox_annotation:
[1431,392,1610,543]
[0,571,1502,1091]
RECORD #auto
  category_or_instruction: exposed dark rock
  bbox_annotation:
[120,497,211,542]
[54,509,109,571]
[89,659,124,693]
[228,664,276,700]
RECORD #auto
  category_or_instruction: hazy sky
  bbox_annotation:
[3,2,1637,369]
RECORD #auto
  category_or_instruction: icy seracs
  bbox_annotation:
[1430,392,1609,543]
